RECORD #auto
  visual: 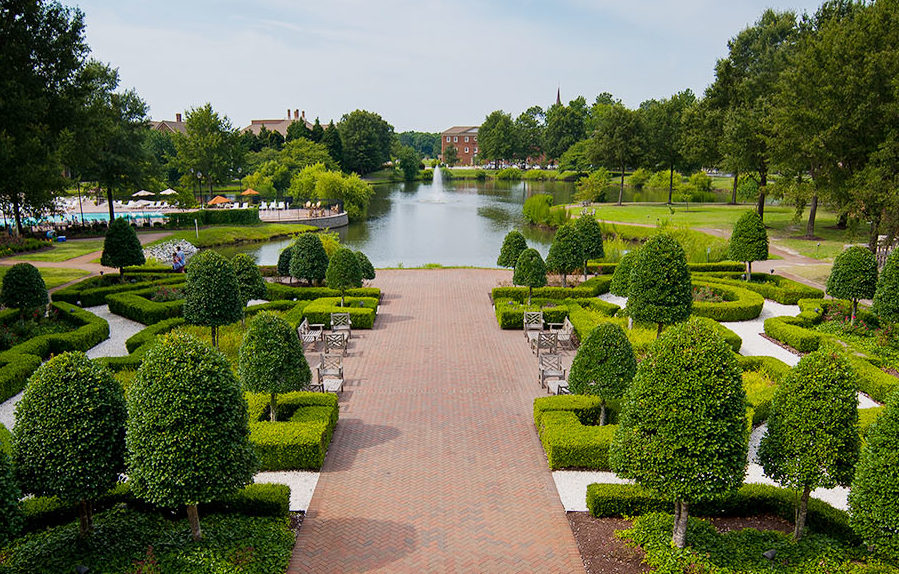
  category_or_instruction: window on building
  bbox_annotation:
[465,147,469,153]
[474,136,478,142]
[453,136,458,142]
[446,136,451,142]
[474,147,479,153]
[464,136,469,142]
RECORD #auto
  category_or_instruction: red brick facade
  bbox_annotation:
[441,126,479,166]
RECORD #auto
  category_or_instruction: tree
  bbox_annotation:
[238,312,311,422]
[321,120,343,168]
[183,250,243,348]
[758,348,859,540]
[515,106,545,162]
[575,169,610,203]
[568,323,636,425]
[497,230,528,268]
[310,117,324,142]
[355,251,376,281]
[0,263,48,319]
[277,246,293,281]
[728,211,768,278]
[513,248,547,305]
[280,137,338,173]
[326,248,363,306]
[574,215,604,281]
[0,449,22,547]
[874,248,899,324]
[172,103,242,203]
[590,104,641,205]
[849,390,899,560]
[443,145,459,167]
[610,319,747,548]
[290,233,329,285]
[232,253,267,323]
[478,110,518,167]
[338,109,394,175]
[286,119,312,142]
[395,145,421,181]
[13,352,126,536]
[626,234,693,337]
[558,139,594,173]
[544,97,588,161]
[609,250,637,297]
[639,90,697,204]
[826,246,878,325]
[126,331,256,541]
[100,217,145,276]
[546,222,581,288]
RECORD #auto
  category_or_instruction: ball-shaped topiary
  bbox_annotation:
[546,222,581,288]
[290,233,329,285]
[609,250,638,297]
[232,253,267,307]
[238,312,311,422]
[757,348,859,540]
[12,352,126,535]
[574,215,605,281]
[0,449,22,546]
[326,248,363,306]
[277,245,293,279]
[625,234,692,336]
[849,391,899,560]
[126,331,256,540]
[873,248,899,324]
[728,210,768,276]
[355,251,376,281]
[513,248,547,305]
[610,318,747,548]
[183,250,243,347]
[100,217,145,275]
[826,246,878,325]
[497,230,528,268]
[567,322,636,424]
[0,262,48,318]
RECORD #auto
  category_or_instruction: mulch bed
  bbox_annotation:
[759,333,804,357]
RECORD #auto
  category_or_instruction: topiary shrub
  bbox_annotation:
[609,250,637,297]
[873,248,899,325]
[277,245,293,279]
[574,215,604,282]
[12,352,126,536]
[610,318,747,548]
[326,248,362,307]
[183,250,243,347]
[238,312,311,422]
[497,230,528,268]
[126,331,257,541]
[626,234,692,337]
[355,251,376,281]
[290,233,329,285]
[232,253,267,310]
[0,448,22,546]
[567,323,636,425]
[512,248,547,305]
[757,348,859,541]
[728,210,768,278]
[0,262,48,319]
[546,222,581,288]
[827,246,878,325]
[100,217,146,276]
[850,391,899,560]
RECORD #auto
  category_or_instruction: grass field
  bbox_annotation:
[150,223,316,248]
[0,266,89,289]
[12,239,105,262]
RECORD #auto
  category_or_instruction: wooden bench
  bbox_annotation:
[297,317,324,351]
[311,353,344,393]
[548,317,577,350]
[331,312,352,339]
[538,353,566,391]
[324,332,348,356]
[530,331,558,356]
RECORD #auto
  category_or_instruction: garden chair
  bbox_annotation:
[324,332,348,355]
[297,317,324,351]
[523,311,544,341]
[538,353,566,391]
[548,317,578,350]
[277,201,286,210]
[311,353,344,393]
[330,312,352,339]
[531,331,558,356]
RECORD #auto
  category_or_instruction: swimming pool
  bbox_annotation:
[29,211,166,224]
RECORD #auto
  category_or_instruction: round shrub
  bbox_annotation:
[277,245,293,278]
[326,248,363,306]
[609,250,637,297]
[568,323,636,424]
[0,449,22,546]
[12,352,126,535]
[126,331,256,540]
[232,253,267,307]
[100,217,146,274]
[497,230,528,268]
[0,262,48,316]
[290,233,329,285]
[512,248,547,305]
[873,248,899,324]
[574,215,605,280]
[546,222,581,287]
[239,312,311,422]
[183,250,243,347]
[355,251,376,280]
[728,210,768,275]
[626,234,692,335]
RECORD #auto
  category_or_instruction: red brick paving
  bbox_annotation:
[290,269,584,573]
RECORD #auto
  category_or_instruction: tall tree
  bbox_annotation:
[321,120,343,168]
[478,110,518,167]
[310,117,324,142]
[567,322,636,425]
[827,246,878,325]
[545,222,581,288]
[183,250,243,348]
[589,104,641,205]
[515,106,545,163]
[172,103,242,203]
[544,97,588,161]
[338,109,394,175]
[626,234,693,337]
[639,90,697,204]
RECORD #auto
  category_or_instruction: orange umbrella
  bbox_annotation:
[241,188,260,196]
[207,195,231,206]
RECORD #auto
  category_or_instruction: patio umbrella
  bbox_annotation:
[207,195,231,206]
[132,189,154,197]
[240,188,260,196]
[159,188,178,196]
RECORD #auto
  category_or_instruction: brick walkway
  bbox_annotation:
[290,269,584,573]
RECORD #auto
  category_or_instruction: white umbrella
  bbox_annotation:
[159,188,178,196]
[132,190,154,197]
[133,199,152,207]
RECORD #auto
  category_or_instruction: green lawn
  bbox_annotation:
[0,266,89,289]
[12,239,105,262]
[150,223,316,249]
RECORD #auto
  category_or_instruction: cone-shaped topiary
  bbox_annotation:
[728,210,768,278]
[546,222,581,288]
[826,246,878,325]
[183,250,243,348]
[0,262,48,319]
[568,322,636,424]
[100,217,145,276]
[497,230,528,268]
[12,352,126,536]
[355,250,376,281]
[626,234,692,337]
[849,391,899,560]
[290,233,329,285]
[609,250,638,297]
[757,347,859,541]
[232,253,267,308]
[513,248,547,305]
[126,331,257,541]
[326,248,363,307]
[874,248,899,324]
[610,318,747,548]
[574,215,604,281]
[0,449,22,546]
[277,245,293,280]
[238,312,311,422]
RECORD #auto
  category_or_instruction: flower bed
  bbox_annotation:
[690,280,765,322]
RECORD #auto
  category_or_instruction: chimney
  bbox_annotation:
[301,110,306,121]
[176,113,182,123]
[294,109,299,120]
[287,108,291,120]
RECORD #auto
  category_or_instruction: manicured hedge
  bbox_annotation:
[106,287,185,324]
[303,297,378,329]
[737,355,791,380]
[491,285,594,302]
[691,280,764,322]
[124,317,187,353]
[52,274,182,307]
[534,395,619,470]
[247,391,339,471]
[692,316,742,353]
[0,423,11,455]
[266,283,381,302]
[585,482,857,543]
[0,353,42,404]
[494,298,572,329]
[587,261,746,275]
[580,275,613,295]
[693,272,823,304]
[167,208,260,226]
[565,301,625,341]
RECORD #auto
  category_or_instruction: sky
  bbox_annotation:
[73,0,824,133]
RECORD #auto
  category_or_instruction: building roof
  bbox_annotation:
[151,120,186,134]
[441,126,479,136]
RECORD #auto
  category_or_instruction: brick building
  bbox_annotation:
[440,126,479,166]
[243,109,314,137]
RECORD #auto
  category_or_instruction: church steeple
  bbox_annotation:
[556,86,561,106]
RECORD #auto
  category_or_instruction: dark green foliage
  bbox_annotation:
[827,246,878,322]
[690,280,765,321]
[512,248,547,304]
[609,250,637,296]
[247,391,339,470]
[100,217,146,273]
[522,194,554,225]
[289,233,329,284]
[692,272,823,305]
[626,234,693,330]
[546,222,581,286]
[183,250,243,345]
[302,297,377,329]
[266,282,380,302]
[873,248,899,324]
[534,395,620,470]
[496,230,528,268]
[325,248,362,306]
[568,323,636,405]
[355,251,376,280]
[1,263,48,316]
[850,391,899,560]
[166,208,260,227]
[106,287,185,325]
[126,332,257,510]
[728,211,768,272]
[12,352,125,533]
[51,273,181,307]
[276,246,292,278]
[0,448,22,546]
[232,253,267,307]
[574,215,604,278]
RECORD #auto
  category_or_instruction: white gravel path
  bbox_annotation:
[254,471,320,511]
[84,305,145,359]
[0,392,21,431]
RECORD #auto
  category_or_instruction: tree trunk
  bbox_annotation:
[868,216,882,253]
[599,401,607,426]
[746,261,752,281]
[561,273,567,288]
[11,194,22,236]
[270,392,278,422]
[656,322,664,339]
[186,504,203,541]
[618,162,625,206]
[107,187,115,220]
[837,212,849,229]
[78,500,93,536]
[627,316,633,330]
[756,171,768,220]
[583,259,589,283]
[672,500,689,548]
[794,486,810,541]
[851,299,858,326]
[341,294,345,307]
[805,194,818,238]
[668,166,674,205]
[730,171,739,205]
[527,287,532,306]
[211,325,218,348]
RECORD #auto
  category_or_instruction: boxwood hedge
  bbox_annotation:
[106,287,185,325]
[691,280,765,322]
[247,391,339,471]
[303,297,378,329]
[266,283,380,302]
[494,298,572,329]
[534,395,621,470]
[587,261,746,275]
[693,272,823,304]
[52,274,183,307]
